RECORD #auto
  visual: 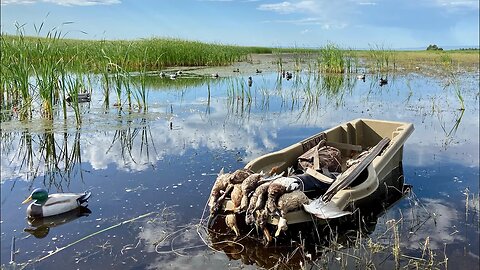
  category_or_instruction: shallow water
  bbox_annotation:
[1,71,479,269]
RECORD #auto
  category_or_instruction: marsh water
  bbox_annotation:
[1,67,479,269]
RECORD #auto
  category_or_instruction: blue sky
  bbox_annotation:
[1,0,479,49]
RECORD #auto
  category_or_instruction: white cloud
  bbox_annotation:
[2,0,120,6]
[258,1,318,14]
[357,1,376,5]
[431,0,479,9]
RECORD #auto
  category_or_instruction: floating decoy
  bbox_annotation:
[176,70,183,76]
[248,76,253,87]
[22,188,91,218]
[256,69,262,74]
[66,93,91,103]
[356,74,366,81]
[379,77,388,86]
[159,71,166,77]
[212,73,219,78]
[170,73,177,80]
[233,68,240,73]
[286,72,293,80]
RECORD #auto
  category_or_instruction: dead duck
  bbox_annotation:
[230,184,243,210]
[22,188,91,218]
[228,169,253,184]
[225,214,240,237]
[274,190,310,237]
[266,177,302,213]
[239,173,264,211]
[245,181,271,225]
[208,171,231,213]
[255,208,272,243]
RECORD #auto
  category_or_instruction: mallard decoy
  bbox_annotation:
[176,70,183,76]
[356,74,365,81]
[22,188,91,218]
[286,72,293,80]
[256,69,262,74]
[170,74,177,80]
[159,71,166,78]
[211,73,219,78]
[248,76,253,87]
[66,93,91,103]
[379,77,388,86]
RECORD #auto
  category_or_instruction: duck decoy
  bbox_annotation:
[286,72,293,80]
[233,68,240,73]
[379,77,388,86]
[356,74,366,81]
[212,73,219,78]
[248,76,253,87]
[170,73,177,80]
[176,70,183,76]
[22,188,91,218]
[66,93,91,103]
[159,71,166,78]
[256,69,262,74]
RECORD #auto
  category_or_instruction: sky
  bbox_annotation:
[1,0,479,49]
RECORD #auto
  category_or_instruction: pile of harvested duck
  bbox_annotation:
[207,138,390,243]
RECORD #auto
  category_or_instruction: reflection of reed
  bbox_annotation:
[438,107,465,147]
[107,116,158,167]
[7,129,85,189]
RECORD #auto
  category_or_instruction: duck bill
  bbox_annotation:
[22,196,32,204]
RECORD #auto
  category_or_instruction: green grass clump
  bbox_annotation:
[317,43,356,73]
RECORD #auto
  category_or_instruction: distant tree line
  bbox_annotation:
[426,44,443,51]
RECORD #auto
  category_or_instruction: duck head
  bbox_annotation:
[22,188,48,205]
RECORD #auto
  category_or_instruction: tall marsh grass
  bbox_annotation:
[317,43,357,73]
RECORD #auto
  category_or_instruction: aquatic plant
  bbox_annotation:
[317,43,356,73]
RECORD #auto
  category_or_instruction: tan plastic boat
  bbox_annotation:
[225,118,414,225]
